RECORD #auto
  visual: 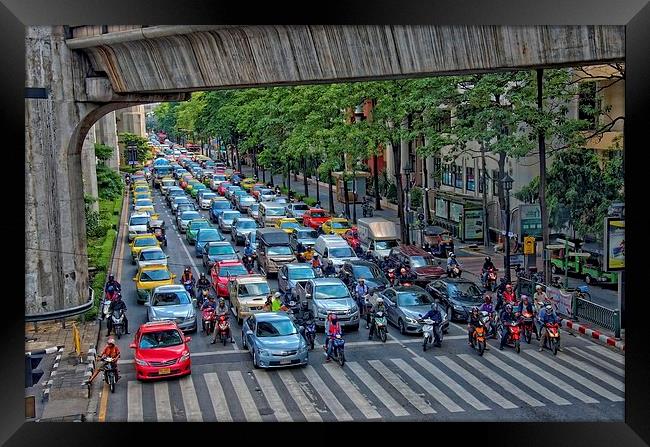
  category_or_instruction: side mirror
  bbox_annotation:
[305,293,312,300]
[192,298,197,306]
[129,343,136,349]
[171,274,177,279]
[167,255,171,258]
[185,336,192,343]
[280,275,287,280]
[132,277,137,281]
[144,302,151,307]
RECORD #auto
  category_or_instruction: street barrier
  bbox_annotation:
[574,297,621,339]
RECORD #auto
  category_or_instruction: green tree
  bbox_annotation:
[118,132,151,163]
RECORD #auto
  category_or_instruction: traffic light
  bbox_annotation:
[25,354,44,388]
[524,236,536,255]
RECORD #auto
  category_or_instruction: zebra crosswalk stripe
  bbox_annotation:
[179,376,203,421]
[252,370,293,422]
[127,381,144,422]
[153,381,174,422]
[303,366,352,421]
[565,348,624,376]
[203,372,233,422]
[277,370,323,422]
[367,360,436,414]
[410,357,489,411]
[227,371,262,422]
[483,354,572,405]
[346,362,409,417]
[322,363,381,419]
[555,352,624,392]
[585,345,624,365]
[435,356,518,409]
[524,351,622,402]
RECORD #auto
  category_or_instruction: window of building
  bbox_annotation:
[578,81,598,129]
[454,165,463,189]
[442,163,453,186]
[466,167,475,191]
[492,170,500,196]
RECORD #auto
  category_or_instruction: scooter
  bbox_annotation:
[520,311,536,344]
[501,320,522,353]
[371,311,388,343]
[543,322,561,355]
[243,254,256,273]
[471,321,488,356]
[330,334,346,367]
[217,315,232,346]
[202,308,216,335]
[479,310,499,339]
[447,264,462,278]
[301,318,316,350]
[102,357,118,393]
[483,268,498,291]
[419,317,442,351]
[183,281,195,298]
[100,298,112,321]
[362,200,374,217]
[110,309,126,340]
[196,287,210,308]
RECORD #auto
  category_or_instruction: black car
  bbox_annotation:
[425,278,484,322]
[338,260,389,292]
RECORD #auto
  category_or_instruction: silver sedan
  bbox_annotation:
[374,285,449,335]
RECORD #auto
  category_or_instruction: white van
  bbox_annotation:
[314,234,359,267]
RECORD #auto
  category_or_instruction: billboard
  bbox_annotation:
[603,217,624,271]
[435,198,448,219]
[463,209,483,240]
[449,202,463,222]
[519,204,542,238]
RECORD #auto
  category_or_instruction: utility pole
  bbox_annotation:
[537,68,551,284]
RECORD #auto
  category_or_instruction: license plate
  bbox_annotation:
[158,367,171,375]
[280,359,291,365]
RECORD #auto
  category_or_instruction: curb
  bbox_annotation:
[41,347,65,402]
[561,319,625,352]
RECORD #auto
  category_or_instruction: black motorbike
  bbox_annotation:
[362,199,374,217]
[102,356,118,393]
[110,309,126,340]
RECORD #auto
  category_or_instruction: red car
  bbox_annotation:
[210,260,250,297]
[130,321,192,381]
[342,228,360,250]
[217,181,232,196]
[302,208,331,229]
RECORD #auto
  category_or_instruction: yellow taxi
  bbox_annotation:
[133,265,176,304]
[131,181,149,192]
[275,217,301,234]
[321,217,353,235]
[133,198,155,214]
[130,234,161,264]
[240,177,257,192]
[133,190,152,204]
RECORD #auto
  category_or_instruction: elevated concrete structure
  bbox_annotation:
[25,24,625,316]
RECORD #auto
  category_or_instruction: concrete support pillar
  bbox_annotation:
[81,125,99,211]
[96,111,120,169]
[385,142,395,178]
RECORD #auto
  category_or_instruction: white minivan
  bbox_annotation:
[313,234,359,267]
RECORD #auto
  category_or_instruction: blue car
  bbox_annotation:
[210,200,232,223]
[195,228,225,257]
[241,312,309,369]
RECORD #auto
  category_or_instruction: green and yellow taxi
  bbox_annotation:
[186,218,212,245]
[130,234,161,263]
[131,180,149,192]
[240,177,257,192]
[133,265,176,304]
[189,182,207,199]
[275,217,301,234]
[321,217,353,235]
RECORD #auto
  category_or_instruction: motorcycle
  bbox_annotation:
[501,320,522,353]
[543,322,561,355]
[483,268,498,291]
[479,310,498,339]
[102,357,118,393]
[110,309,126,340]
[217,315,232,346]
[520,311,535,344]
[447,264,462,278]
[330,334,346,367]
[471,321,488,356]
[202,308,216,335]
[419,317,442,352]
[387,269,397,287]
[243,254,256,273]
[183,281,195,298]
[100,298,112,321]
[196,286,210,308]
[370,311,388,343]
[300,318,316,350]
[362,200,374,217]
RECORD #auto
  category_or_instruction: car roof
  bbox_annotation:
[152,285,186,293]
[312,277,346,286]
[131,212,151,219]
[253,312,293,322]
[346,259,378,267]
[138,264,170,272]
[140,246,164,253]
[438,277,476,285]
[391,285,428,293]
[234,274,267,284]
[139,320,181,333]
[206,241,232,247]
[286,263,313,269]
[396,245,433,257]
[235,217,256,222]
[133,234,156,240]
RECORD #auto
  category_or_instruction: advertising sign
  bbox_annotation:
[519,204,542,238]
[463,209,483,240]
[435,198,448,219]
[604,217,624,271]
[449,202,464,223]
[546,286,574,318]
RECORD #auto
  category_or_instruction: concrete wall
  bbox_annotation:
[95,111,120,169]
[81,126,99,211]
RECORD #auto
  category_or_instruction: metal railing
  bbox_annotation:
[574,297,621,339]
[25,287,95,322]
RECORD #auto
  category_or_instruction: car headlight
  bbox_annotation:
[298,344,308,354]
[179,352,190,363]
[453,305,464,311]
[405,317,418,324]
[135,358,149,366]
[350,304,359,314]
[257,348,269,356]
[241,305,249,312]
[184,315,195,322]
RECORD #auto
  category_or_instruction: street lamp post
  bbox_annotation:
[404,166,414,245]
[501,173,514,283]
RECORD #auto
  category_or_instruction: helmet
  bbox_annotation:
[376,297,384,305]
[400,267,406,274]
[449,252,455,257]
[535,285,542,291]
[301,301,308,310]
[107,285,115,293]
[359,278,365,283]
[200,273,206,278]
[485,256,491,262]
[506,284,513,290]
[471,306,479,314]
[219,298,225,305]
[207,294,215,300]
[107,338,116,345]
[521,294,529,302]
[484,295,492,303]
[108,274,115,281]
[545,304,553,311]
[274,292,282,299]
[505,304,513,312]
[202,289,210,295]
[313,253,319,258]
[185,267,191,273]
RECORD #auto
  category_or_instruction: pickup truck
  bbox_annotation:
[294,277,359,330]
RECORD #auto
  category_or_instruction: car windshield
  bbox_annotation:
[314,284,349,299]
[260,189,273,195]
[309,211,327,218]
[281,222,300,229]
[266,208,286,216]
[289,267,316,280]
[139,330,183,349]
[202,193,216,200]
[331,221,351,229]
[352,264,381,279]
[135,187,149,193]
[219,265,248,277]
[208,245,235,255]
[329,247,354,258]
[212,201,231,209]
[223,212,241,220]
[249,204,259,211]
[237,221,257,229]
[198,230,223,242]
[152,291,191,306]
[448,283,483,301]
[256,320,298,337]
[136,199,153,206]
[397,291,433,307]
[242,283,270,296]
[130,216,149,226]
[375,240,399,250]
[135,237,157,247]
[241,198,255,204]
[140,269,171,282]
[268,246,293,256]
[181,212,200,221]
[297,229,319,239]
[410,256,436,268]
[292,204,309,211]
[190,221,210,230]
[140,250,166,261]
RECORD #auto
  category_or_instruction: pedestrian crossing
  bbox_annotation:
[113,346,624,422]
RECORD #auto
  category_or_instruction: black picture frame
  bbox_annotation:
[4,0,648,445]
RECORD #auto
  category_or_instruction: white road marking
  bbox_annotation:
[367,360,436,414]
[392,358,467,412]
[153,382,174,422]
[585,345,625,365]
[203,372,233,422]
[435,356,518,409]
[346,361,409,417]
[179,375,203,421]
[252,370,293,422]
[483,354,571,405]
[524,351,623,402]
[227,370,262,422]
[555,352,624,392]
[322,363,381,419]
[565,348,625,376]
[302,366,352,421]
[277,370,322,422]
[127,381,144,422]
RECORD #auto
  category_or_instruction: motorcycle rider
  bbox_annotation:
[421,301,443,347]
[502,283,517,304]
[106,293,129,336]
[196,272,211,298]
[467,306,483,348]
[271,291,283,311]
[499,303,517,350]
[105,274,122,296]
[322,259,336,277]
[481,256,496,284]
[295,300,314,324]
[446,252,461,276]
[211,298,234,344]
[243,241,255,258]
[479,294,494,314]
[181,267,195,286]
[325,314,343,362]
[354,278,369,301]
[201,294,217,311]
[517,294,539,339]
[311,253,323,273]
[533,285,549,310]
[262,296,273,312]
[538,304,561,352]
[368,297,387,340]
[86,338,121,384]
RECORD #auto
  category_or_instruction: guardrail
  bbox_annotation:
[574,297,621,339]
[25,287,95,322]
